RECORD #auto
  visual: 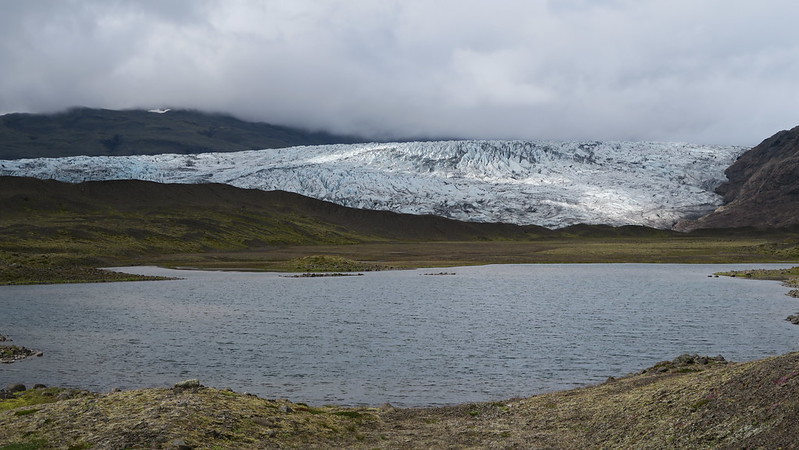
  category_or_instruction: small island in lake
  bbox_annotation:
[0,334,42,364]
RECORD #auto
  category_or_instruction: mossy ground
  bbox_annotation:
[153,237,799,274]
[0,256,172,286]
[716,265,799,298]
[283,255,390,272]
[716,265,799,283]
[2,353,799,449]
[3,235,799,285]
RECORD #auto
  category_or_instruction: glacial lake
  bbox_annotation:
[1,264,797,407]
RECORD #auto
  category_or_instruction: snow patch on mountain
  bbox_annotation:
[0,140,744,228]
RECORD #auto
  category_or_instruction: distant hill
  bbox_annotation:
[0,108,363,159]
[677,125,799,231]
[0,176,556,262]
[1,176,697,264]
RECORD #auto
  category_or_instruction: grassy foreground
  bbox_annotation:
[2,352,799,449]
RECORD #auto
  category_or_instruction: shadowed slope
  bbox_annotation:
[0,176,553,259]
[678,124,799,230]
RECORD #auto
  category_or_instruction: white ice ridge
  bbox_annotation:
[0,140,745,229]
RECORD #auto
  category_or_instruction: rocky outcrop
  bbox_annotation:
[0,345,42,363]
[639,353,728,374]
[0,333,43,363]
[677,125,799,230]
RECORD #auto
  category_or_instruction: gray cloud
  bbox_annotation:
[2,0,798,145]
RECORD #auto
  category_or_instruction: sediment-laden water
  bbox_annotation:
[1,264,797,407]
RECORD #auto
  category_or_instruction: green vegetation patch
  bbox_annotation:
[0,388,65,412]
[715,266,799,281]
[715,266,799,297]
[285,255,388,272]
[0,440,49,450]
[0,253,173,286]
[331,410,365,419]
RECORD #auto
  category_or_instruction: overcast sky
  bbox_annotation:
[2,0,798,145]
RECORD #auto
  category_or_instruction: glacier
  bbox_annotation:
[0,140,745,229]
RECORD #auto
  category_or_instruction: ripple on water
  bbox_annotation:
[0,263,797,407]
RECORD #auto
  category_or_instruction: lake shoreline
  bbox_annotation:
[4,257,799,286]
[4,233,799,285]
[3,351,799,448]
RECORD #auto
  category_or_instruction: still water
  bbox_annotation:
[1,264,797,407]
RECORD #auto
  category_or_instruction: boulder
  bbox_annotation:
[173,379,202,390]
[5,383,26,393]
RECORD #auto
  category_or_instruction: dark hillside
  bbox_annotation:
[0,176,554,260]
[677,125,799,230]
[0,108,362,159]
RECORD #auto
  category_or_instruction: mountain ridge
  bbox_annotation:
[0,107,363,159]
[676,125,799,230]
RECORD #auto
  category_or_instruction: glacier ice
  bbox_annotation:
[0,140,745,229]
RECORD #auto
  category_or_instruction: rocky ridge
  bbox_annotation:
[678,124,799,230]
[0,108,360,159]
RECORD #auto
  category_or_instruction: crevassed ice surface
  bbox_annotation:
[0,141,745,228]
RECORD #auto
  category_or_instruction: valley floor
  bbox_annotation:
[151,237,799,271]
[4,236,799,285]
